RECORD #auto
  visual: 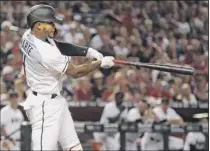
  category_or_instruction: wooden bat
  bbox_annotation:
[113,60,195,75]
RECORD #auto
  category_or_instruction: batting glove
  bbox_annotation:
[86,48,103,61]
[100,56,115,68]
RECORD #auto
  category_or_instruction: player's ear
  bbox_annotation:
[36,22,42,30]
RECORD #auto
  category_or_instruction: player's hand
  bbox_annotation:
[100,56,115,68]
[1,140,11,150]
[86,48,103,61]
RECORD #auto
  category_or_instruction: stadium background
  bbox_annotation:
[0,1,209,151]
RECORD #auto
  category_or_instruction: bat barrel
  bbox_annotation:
[140,63,194,75]
[113,60,195,75]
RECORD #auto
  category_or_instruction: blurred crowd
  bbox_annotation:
[0,1,209,105]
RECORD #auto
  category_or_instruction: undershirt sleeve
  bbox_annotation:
[54,40,88,56]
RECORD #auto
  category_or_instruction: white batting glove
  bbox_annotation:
[100,56,115,68]
[86,48,103,61]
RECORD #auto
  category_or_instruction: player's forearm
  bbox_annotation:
[167,119,184,125]
[66,60,101,78]
[55,40,88,56]
[1,126,7,137]
[75,60,101,78]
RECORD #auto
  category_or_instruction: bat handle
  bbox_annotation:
[113,60,125,65]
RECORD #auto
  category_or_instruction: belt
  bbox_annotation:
[150,137,161,142]
[32,91,57,99]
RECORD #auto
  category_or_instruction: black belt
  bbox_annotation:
[150,137,161,142]
[32,91,57,99]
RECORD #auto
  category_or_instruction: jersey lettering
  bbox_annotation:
[21,39,34,56]
[11,118,21,123]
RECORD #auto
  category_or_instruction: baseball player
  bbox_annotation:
[146,99,184,150]
[183,113,208,151]
[0,90,24,150]
[19,5,115,151]
[125,98,154,150]
[94,92,128,150]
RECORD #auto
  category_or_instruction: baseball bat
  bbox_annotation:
[113,60,195,75]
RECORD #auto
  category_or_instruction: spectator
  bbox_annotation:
[149,79,170,100]
[176,83,197,105]
[126,69,139,93]
[194,76,208,102]
[64,21,85,45]
[1,66,15,91]
[91,71,106,100]
[90,25,106,50]
[0,31,12,71]
[113,36,129,57]
[74,77,92,101]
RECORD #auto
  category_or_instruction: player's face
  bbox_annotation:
[36,22,56,38]
[138,100,148,112]
[161,103,168,112]
[9,95,18,106]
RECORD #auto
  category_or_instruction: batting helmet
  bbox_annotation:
[26,4,63,28]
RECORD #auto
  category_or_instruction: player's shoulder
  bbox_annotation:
[128,107,139,115]
[38,38,62,60]
[126,107,140,121]
[152,106,161,112]
[0,105,11,113]
[167,107,176,113]
[105,101,116,109]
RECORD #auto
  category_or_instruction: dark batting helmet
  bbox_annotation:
[26,4,63,28]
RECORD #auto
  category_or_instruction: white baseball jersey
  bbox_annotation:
[152,106,182,121]
[100,101,128,124]
[20,29,70,96]
[0,105,24,140]
[184,132,206,151]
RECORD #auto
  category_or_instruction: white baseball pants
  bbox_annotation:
[23,92,82,150]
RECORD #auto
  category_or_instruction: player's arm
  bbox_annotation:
[65,56,114,78]
[65,60,101,78]
[167,119,184,125]
[54,40,103,60]
[167,109,184,125]
[1,125,7,137]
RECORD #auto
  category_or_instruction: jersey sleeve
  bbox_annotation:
[126,109,138,122]
[0,110,8,126]
[168,108,182,120]
[152,107,166,121]
[99,105,109,124]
